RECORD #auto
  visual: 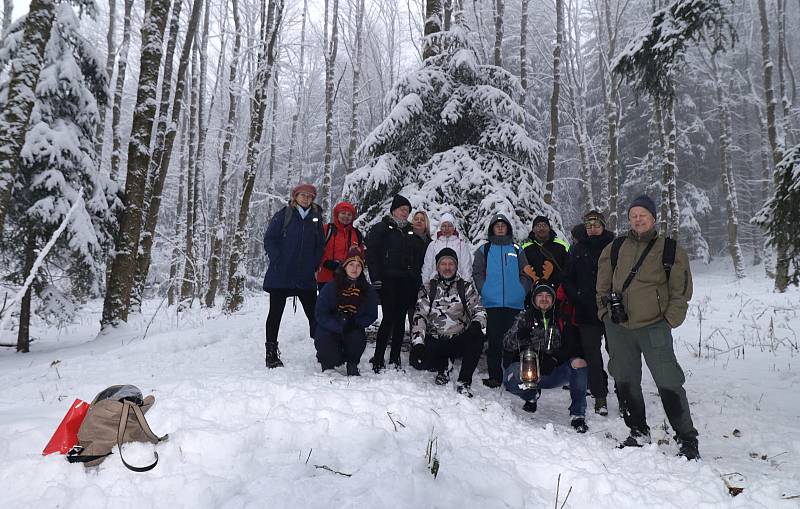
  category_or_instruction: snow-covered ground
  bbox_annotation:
[1,261,799,508]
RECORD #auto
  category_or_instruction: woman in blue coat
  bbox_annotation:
[263,184,325,368]
[314,246,379,376]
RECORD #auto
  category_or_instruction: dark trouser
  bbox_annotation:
[486,307,520,382]
[577,322,609,398]
[503,361,588,416]
[314,328,367,370]
[265,289,317,348]
[425,328,484,385]
[605,319,698,440]
[374,277,418,365]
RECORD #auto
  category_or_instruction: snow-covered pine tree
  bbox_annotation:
[343,14,559,243]
[754,143,800,287]
[0,2,117,351]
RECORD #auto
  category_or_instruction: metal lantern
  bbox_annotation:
[520,347,540,389]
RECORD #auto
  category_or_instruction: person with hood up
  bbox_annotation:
[522,216,570,288]
[421,212,474,283]
[262,183,325,368]
[503,282,589,433]
[316,201,364,289]
[562,210,615,416]
[472,214,532,388]
[409,248,486,396]
[314,246,378,376]
[365,194,428,372]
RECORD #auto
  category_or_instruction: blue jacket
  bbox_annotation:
[315,277,379,335]
[471,214,530,310]
[263,204,325,292]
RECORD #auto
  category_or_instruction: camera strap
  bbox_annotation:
[620,238,657,293]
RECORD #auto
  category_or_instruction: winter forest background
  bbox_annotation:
[0,0,799,350]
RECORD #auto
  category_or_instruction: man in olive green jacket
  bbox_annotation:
[596,195,699,460]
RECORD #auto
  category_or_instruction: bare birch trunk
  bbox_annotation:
[346,0,365,174]
[0,0,57,232]
[101,0,171,328]
[285,0,307,189]
[205,0,242,308]
[665,98,680,239]
[94,0,116,163]
[320,0,339,216]
[180,48,199,306]
[519,0,528,109]
[169,110,189,306]
[224,0,284,313]
[110,0,134,181]
[757,0,789,291]
[713,56,745,278]
[543,0,563,205]
[15,234,36,353]
[130,0,203,307]
[493,0,504,67]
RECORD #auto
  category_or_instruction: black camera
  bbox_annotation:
[608,291,628,324]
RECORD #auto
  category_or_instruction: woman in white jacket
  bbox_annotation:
[421,212,474,283]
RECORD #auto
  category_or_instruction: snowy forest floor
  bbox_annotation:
[1,261,799,508]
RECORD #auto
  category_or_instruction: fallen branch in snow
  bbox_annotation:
[553,473,573,509]
[0,188,84,342]
[387,412,405,432]
[426,429,440,479]
[313,464,351,477]
[782,494,800,500]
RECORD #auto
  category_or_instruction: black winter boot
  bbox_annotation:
[677,438,701,460]
[523,401,537,413]
[346,362,360,377]
[265,343,284,369]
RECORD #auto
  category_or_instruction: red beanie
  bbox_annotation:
[333,201,357,217]
[292,183,317,199]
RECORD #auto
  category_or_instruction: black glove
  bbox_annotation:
[323,259,341,271]
[467,321,483,337]
[409,343,426,370]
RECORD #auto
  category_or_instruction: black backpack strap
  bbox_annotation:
[610,237,625,274]
[116,401,167,473]
[427,280,438,314]
[280,206,293,237]
[662,237,676,280]
[483,242,491,258]
[354,227,363,245]
[324,223,336,245]
[66,449,111,464]
[620,238,658,293]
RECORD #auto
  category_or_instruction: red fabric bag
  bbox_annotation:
[42,399,89,455]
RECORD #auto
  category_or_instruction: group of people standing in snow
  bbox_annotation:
[261,184,700,460]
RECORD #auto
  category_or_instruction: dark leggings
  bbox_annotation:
[374,277,418,365]
[577,322,609,398]
[265,289,317,347]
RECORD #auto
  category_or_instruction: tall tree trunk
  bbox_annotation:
[95,0,117,163]
[493,0,504,67]
[16,233,36,353]
[205,0,242,308]
[713,57,745,278]
[267,67,280,219]
[665,97,680,239]
[130,0,203,308]
[2,0,12,31]
[285,0,307,190]
[0,0,56,232]
[423,0,441,60]
[543,0,563,205]
[195,0,211,297]
[320,0,339,216]
[565,0,592,211]
[746,67,770,268]
[757,0,789,291]
[101,0,171,328]
[180,48,199,306]
[224,0,284,313]
[776,0,793,145]
[110,0,134,181]
[346,0,365,174]
[169,110,189,306]
[519,0,528,110]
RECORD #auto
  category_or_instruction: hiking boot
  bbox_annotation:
[677,438,701,461]
[571,416,588,434]
[265,344,284,369]
[370,356,385,373]
[618,429,652,449]
[522,401,537,413]
[346,362,360,377]
[435,373,450,385]
[482,378,501,389]
[456,382,473,398]
[594,397,608,416]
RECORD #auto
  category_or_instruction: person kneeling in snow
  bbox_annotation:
[409,248,486,397]
[503,282,589,433]
[314,246,378,376]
